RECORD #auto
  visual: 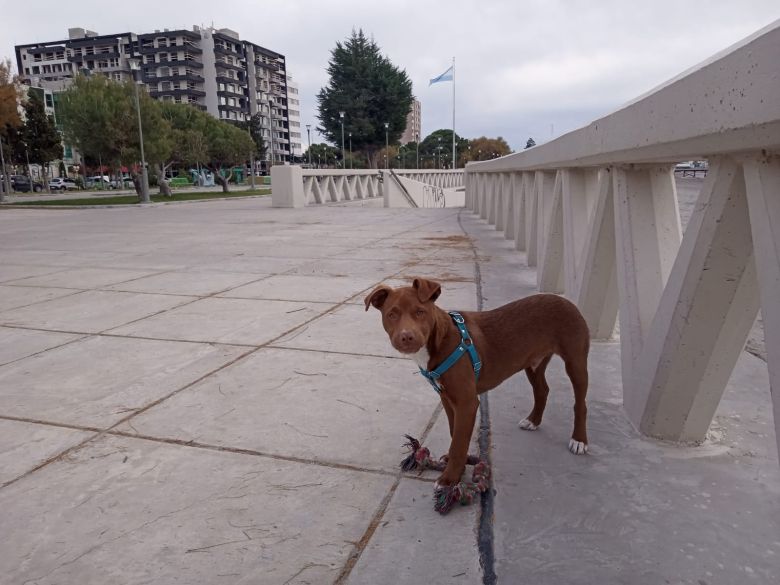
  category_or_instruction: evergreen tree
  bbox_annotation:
[317,30,412,167]
[525,137,536,149]
[21,93,62,192]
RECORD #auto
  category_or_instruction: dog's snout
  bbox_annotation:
[393,328,421,353]
[399,329,415,345]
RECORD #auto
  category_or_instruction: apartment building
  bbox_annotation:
[15,26,293,163]
[400,98,421,144]
[286,76,302,159]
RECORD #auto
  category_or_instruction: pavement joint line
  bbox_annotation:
[0,266,417,489]
[0,288,88,313]
[0,265,77,285]
[457,209,497,585]
[0,324,260,349]
[0,413,438,486]
[0,333,91,369]
[265,344,407,362]
[333,402,445,585]
[0,212,465,495]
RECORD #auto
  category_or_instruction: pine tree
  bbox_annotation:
[525,137,536,149]
[317,30,413,167]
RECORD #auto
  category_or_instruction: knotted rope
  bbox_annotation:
[400,434,491,515]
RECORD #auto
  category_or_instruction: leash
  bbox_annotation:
[418,311,482,393]
[400,435,491,515]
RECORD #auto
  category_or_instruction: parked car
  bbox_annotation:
[86,175,117,189]
[49,177,79,191]
[9,175,44,193]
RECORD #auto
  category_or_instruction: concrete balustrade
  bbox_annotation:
[464,19,780,456]
[271,167,463,208]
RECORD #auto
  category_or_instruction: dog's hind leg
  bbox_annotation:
[519,354,553,431]
[563,355,589,454]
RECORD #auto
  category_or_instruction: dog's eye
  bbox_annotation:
[415,309,425,317]
[387,311,399,320]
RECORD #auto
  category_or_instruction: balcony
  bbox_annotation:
[149,88,207,98]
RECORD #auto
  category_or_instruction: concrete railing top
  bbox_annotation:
[467,18,780,173]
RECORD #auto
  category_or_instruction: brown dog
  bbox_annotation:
[365,277,590,487]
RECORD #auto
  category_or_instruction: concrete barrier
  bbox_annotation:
[465,19,780,457]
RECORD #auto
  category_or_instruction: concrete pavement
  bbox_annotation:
[0,197,777,584]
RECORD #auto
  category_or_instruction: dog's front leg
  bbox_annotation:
[437,391,479,487]
[440,393,455,438]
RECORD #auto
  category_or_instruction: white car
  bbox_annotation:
[49,177,79,191]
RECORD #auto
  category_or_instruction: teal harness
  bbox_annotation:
[419,311,482,394]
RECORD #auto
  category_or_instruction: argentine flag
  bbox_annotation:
[429,65,454,86]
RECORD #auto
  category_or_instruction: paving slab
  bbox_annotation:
[0,290,194,333]
[110,297,325,345]
[0,284,79,312]
[9,267,160,289]
[0,264,66,283]
[0,336,246,428]
[0,434,393,585]
[0,327,82,366]
[115,347,440,473]
[0,418,93,485]
[220,274,379,303]
[104,270,264,296]
[274,303,401,358]
[289,258,412,279]
[346,477,481,585]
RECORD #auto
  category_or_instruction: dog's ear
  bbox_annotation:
[413,277,442,304]
[364,286,392,311]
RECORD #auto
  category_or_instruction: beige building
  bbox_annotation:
[400,98,421,144]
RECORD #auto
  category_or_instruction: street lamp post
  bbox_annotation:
[128,59,150,203]
[415,133,419,169]
[339,111,345,169]
[384,122,389,169]
[306,124,312,167]
[0,135,10,200]
[348,132,352,169]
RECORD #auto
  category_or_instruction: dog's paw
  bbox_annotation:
[568,439,588,455]
[518,418,538,431]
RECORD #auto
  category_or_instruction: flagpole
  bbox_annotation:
[451,56,456,169]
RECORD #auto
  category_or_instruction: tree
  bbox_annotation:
[525,137,536,149]
[20,92,62,192]
[304,143,340,168]
[58,74,172,200]
[317,29,413,167]
[0,58,23,196]
[465,136,512,161]
[419,129,469,168]
[201,115,254,192]
[233,112,267,160]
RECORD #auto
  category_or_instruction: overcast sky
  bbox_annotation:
[2,0,778,150]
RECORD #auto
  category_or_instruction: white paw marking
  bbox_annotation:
[518,418,538,431]
[568,439,588,455]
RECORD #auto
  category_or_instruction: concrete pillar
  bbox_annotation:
[499,173,512,236]
[571,168,618,339]
[480,174,491,220]
[495,173,507,231]
[625,158,759,440]
[538,170,565,292]
[271,165,305,208]
[487,174,498,225]
[507,173,522,245]
[562,168,600,298]
[744,154,780,460]
[613,164,681,377]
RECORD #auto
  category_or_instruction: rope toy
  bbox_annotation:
[400,434,491,515]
